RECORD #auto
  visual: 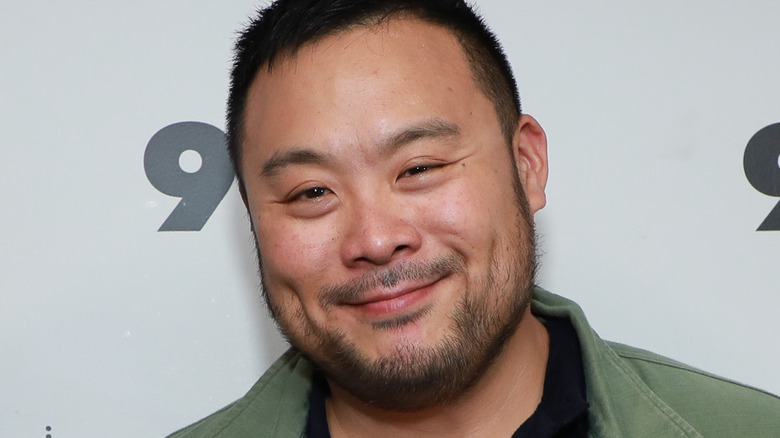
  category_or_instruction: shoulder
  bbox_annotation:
[166,348,314,438]
[609,341,780,436]
[530,287,780,436]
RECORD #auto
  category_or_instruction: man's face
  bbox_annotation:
[240,18,547,410]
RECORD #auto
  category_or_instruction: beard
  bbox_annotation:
[254,168,538,412]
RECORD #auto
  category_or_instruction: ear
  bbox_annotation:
[511,114,549,213]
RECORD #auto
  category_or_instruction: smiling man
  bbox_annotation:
[168,1,779,437]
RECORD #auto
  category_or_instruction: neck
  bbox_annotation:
[325,307,549,438]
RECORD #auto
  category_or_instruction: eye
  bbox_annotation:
[291,186,331,202]
[400,164,441,178]
[284,185,337,218]
[402,165,429,177]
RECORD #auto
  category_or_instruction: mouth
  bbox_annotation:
[344,277,443,319]
[319,255,466,322]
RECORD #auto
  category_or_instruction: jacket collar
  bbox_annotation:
[531,288,702,437]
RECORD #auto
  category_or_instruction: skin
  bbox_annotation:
[240,17,550,437]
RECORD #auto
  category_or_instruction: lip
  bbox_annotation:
[344,278,441,319]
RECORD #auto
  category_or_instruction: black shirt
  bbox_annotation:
[306,317,589,437]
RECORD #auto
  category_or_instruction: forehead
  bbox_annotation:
[241,18,493,165]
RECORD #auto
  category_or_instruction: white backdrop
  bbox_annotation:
[2,1,778,437]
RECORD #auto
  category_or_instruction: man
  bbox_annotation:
[169,0,780,436]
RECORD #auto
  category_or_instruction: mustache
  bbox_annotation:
[318,254,466,307]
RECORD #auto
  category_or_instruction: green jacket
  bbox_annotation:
[168,288,780,437]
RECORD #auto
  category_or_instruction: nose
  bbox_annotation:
[340,194,422,267]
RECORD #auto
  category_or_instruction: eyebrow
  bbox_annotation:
[261,149,327,177]
[379,118,460,157]
[260,118,460,178]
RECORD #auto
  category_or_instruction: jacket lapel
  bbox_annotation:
[531,288,701,438]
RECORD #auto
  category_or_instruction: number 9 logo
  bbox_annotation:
[144,122,235,231]
[744,122,780,231]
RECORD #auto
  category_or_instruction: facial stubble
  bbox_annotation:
[253,170,537,412]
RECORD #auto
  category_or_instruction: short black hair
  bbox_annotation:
[228,0,521,180]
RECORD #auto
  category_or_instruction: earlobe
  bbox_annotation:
[512,114,549,213]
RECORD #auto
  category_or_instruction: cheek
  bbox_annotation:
[255,215,336,297]
[420,169,513,249]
